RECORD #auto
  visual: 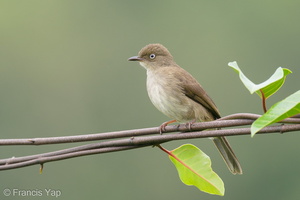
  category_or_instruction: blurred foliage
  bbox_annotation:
[1,1,300,200]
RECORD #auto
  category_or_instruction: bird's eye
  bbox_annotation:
[149,54,156,59]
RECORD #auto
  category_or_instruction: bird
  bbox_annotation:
[128,43,242,174]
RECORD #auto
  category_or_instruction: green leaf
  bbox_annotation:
[251,90,300,136]
[228,61,292,99]
[169,144,224,196]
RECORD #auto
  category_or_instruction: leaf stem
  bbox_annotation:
[156,145,183,165]
[156,144,203,177]
[156,144,171,155]
[260,89,267,113]
[156,145,216,192]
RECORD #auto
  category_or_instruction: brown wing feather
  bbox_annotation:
[184,83,221,119]
[175,68,221,119]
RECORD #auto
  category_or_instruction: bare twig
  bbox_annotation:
[0,119,254,145]
[0,146,144,171]
[0,113,299,171]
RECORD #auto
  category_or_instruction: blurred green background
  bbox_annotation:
[1,1,300,199]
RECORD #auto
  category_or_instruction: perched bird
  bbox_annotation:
[128,43,242,174]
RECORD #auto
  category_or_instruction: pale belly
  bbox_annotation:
[146,71,195,122]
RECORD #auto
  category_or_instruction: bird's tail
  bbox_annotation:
[212,136,243,175]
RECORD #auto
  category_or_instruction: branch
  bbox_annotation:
[0,113,299,171]
[0,119,254,145]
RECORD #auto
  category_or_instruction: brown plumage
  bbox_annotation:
[128,43,242,174]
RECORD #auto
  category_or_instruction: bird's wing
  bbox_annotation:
[176,69,221,119]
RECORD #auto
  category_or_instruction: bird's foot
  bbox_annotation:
[159,119,177,134]
[185,119,196,131]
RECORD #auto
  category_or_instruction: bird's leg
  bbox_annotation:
[185,119,196,131]
[159,119,177,134]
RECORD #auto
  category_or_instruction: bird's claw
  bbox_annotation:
[158,119,177,134]
[185,119,196,131]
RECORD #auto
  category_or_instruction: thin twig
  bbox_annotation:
[0,119,256,146]
[1,113,299,146]
[1,124,300,169]
[0,113,300,171]
[0,146,144,171]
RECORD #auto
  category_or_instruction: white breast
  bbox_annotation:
[146,69,192,121]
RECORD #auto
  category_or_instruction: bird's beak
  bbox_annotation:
[128,56,144,62]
